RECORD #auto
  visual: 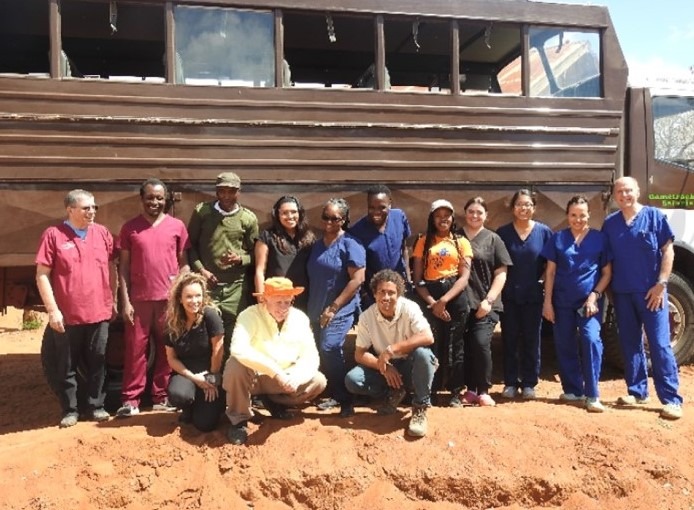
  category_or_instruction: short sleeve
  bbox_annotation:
[541,234,558,263]
[204,307,224,337]
[345,236,366,268]
[412,236,425,258]
[456,237,474,259]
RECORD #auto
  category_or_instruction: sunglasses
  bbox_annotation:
[321,214,343,223]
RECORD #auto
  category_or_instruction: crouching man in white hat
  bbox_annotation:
[224,277,327,445]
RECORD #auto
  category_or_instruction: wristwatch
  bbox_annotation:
[592,290,602,299]
[658,279,669,288]
[204,373,221,386]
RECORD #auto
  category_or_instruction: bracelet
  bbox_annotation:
[592,290,602,299]
[328,302,339,313]
[485,296,494,305]
[658,279,668,287]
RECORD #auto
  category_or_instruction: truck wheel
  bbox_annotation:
[601,304,623,368]
[667,272,694,365]
[601,272,694,369]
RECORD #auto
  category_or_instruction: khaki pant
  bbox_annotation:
[223,357,327,425]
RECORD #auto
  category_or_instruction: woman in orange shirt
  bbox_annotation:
[412,199,472,407]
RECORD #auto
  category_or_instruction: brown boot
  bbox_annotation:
[407,406,428,437]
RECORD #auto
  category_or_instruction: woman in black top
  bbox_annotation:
[165,272,225,432]
[254,195,316,311]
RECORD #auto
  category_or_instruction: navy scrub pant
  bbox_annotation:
[552,306,603,399]
[500,301,543,389]
[612,292,682,405]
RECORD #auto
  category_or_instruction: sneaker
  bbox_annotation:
[316,398,340,411]
[448,393,464,408]
[407,406,428,438]
[559,393,585,402]
[59,412,78,428]
[89,408,110,422]
[616,395,650,406]
[338,403,355,418]
[227,421,248,445]
[152,399,177,412]
[378,387,407,415]
[502,386,517,399]
[461,390,479,405]
[521,387,537,400]
[585,398,605,413]
[478,394,496,407]
[661,403,683,420]
[116,403,140,418]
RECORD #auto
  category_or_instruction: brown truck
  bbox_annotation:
[0,0,692,364]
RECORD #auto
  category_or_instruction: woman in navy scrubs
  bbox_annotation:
[307,198,366,417]
[497,189,553,400]
[541,195,612,412]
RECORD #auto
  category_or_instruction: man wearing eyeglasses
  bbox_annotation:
[36,189,117,428]
[187,172,259,360]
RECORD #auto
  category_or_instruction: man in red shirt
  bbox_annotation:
[117,179,190,418]
[36,189,117,428]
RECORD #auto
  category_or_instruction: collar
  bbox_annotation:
[64,220,88,239]
[214,201,240,216]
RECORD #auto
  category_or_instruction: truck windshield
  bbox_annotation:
[653,95,694,171]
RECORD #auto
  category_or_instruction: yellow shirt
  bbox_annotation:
[413,235,473,281]
[229,304,319,385]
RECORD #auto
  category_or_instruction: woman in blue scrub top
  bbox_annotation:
[541,195,612,413]
[307,198,366,418]
[497,189,553,400]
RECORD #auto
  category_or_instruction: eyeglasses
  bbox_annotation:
[75,205,98,211]
[514,203,534,209]
[321,214,343,223]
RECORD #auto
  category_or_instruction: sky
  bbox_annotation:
[535,0,694,81]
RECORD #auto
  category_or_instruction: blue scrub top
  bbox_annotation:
[497,221,553,304]
[541,228,611,309]
[349,208,411,288]
[307,233,366,322]
[602,206,674,293]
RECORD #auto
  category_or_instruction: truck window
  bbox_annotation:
[62,1,165,81]
[385,16,450,93]
[174,6,274,87]
[652,95,694,171]
[528,27,601,98]
[284,11,374,89]
[0,0,49,77]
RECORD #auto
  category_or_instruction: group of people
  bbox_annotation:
[36,173,683,445]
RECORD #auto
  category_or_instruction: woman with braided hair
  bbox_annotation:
[412,199,472,407]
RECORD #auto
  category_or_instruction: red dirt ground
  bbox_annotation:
[1,309,693,510]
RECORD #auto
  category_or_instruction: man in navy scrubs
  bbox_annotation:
[602,176,683,420]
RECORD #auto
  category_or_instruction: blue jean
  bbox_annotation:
[612,292,682,405]
[344,347,438,407]
[313,313,354,404]
[552,306,603,398]
[500,301,543,388]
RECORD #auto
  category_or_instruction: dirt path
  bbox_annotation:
[1,311,693,510]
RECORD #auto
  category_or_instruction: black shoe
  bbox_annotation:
[227,422,248,445]
[260,396,294,420]
[251,395,266,410]
[316,398,340,411]
[338,403,355,418]
[178,406,193,424]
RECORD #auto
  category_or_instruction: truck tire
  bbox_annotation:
[667,272,694,365]
[601,272,694,369]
